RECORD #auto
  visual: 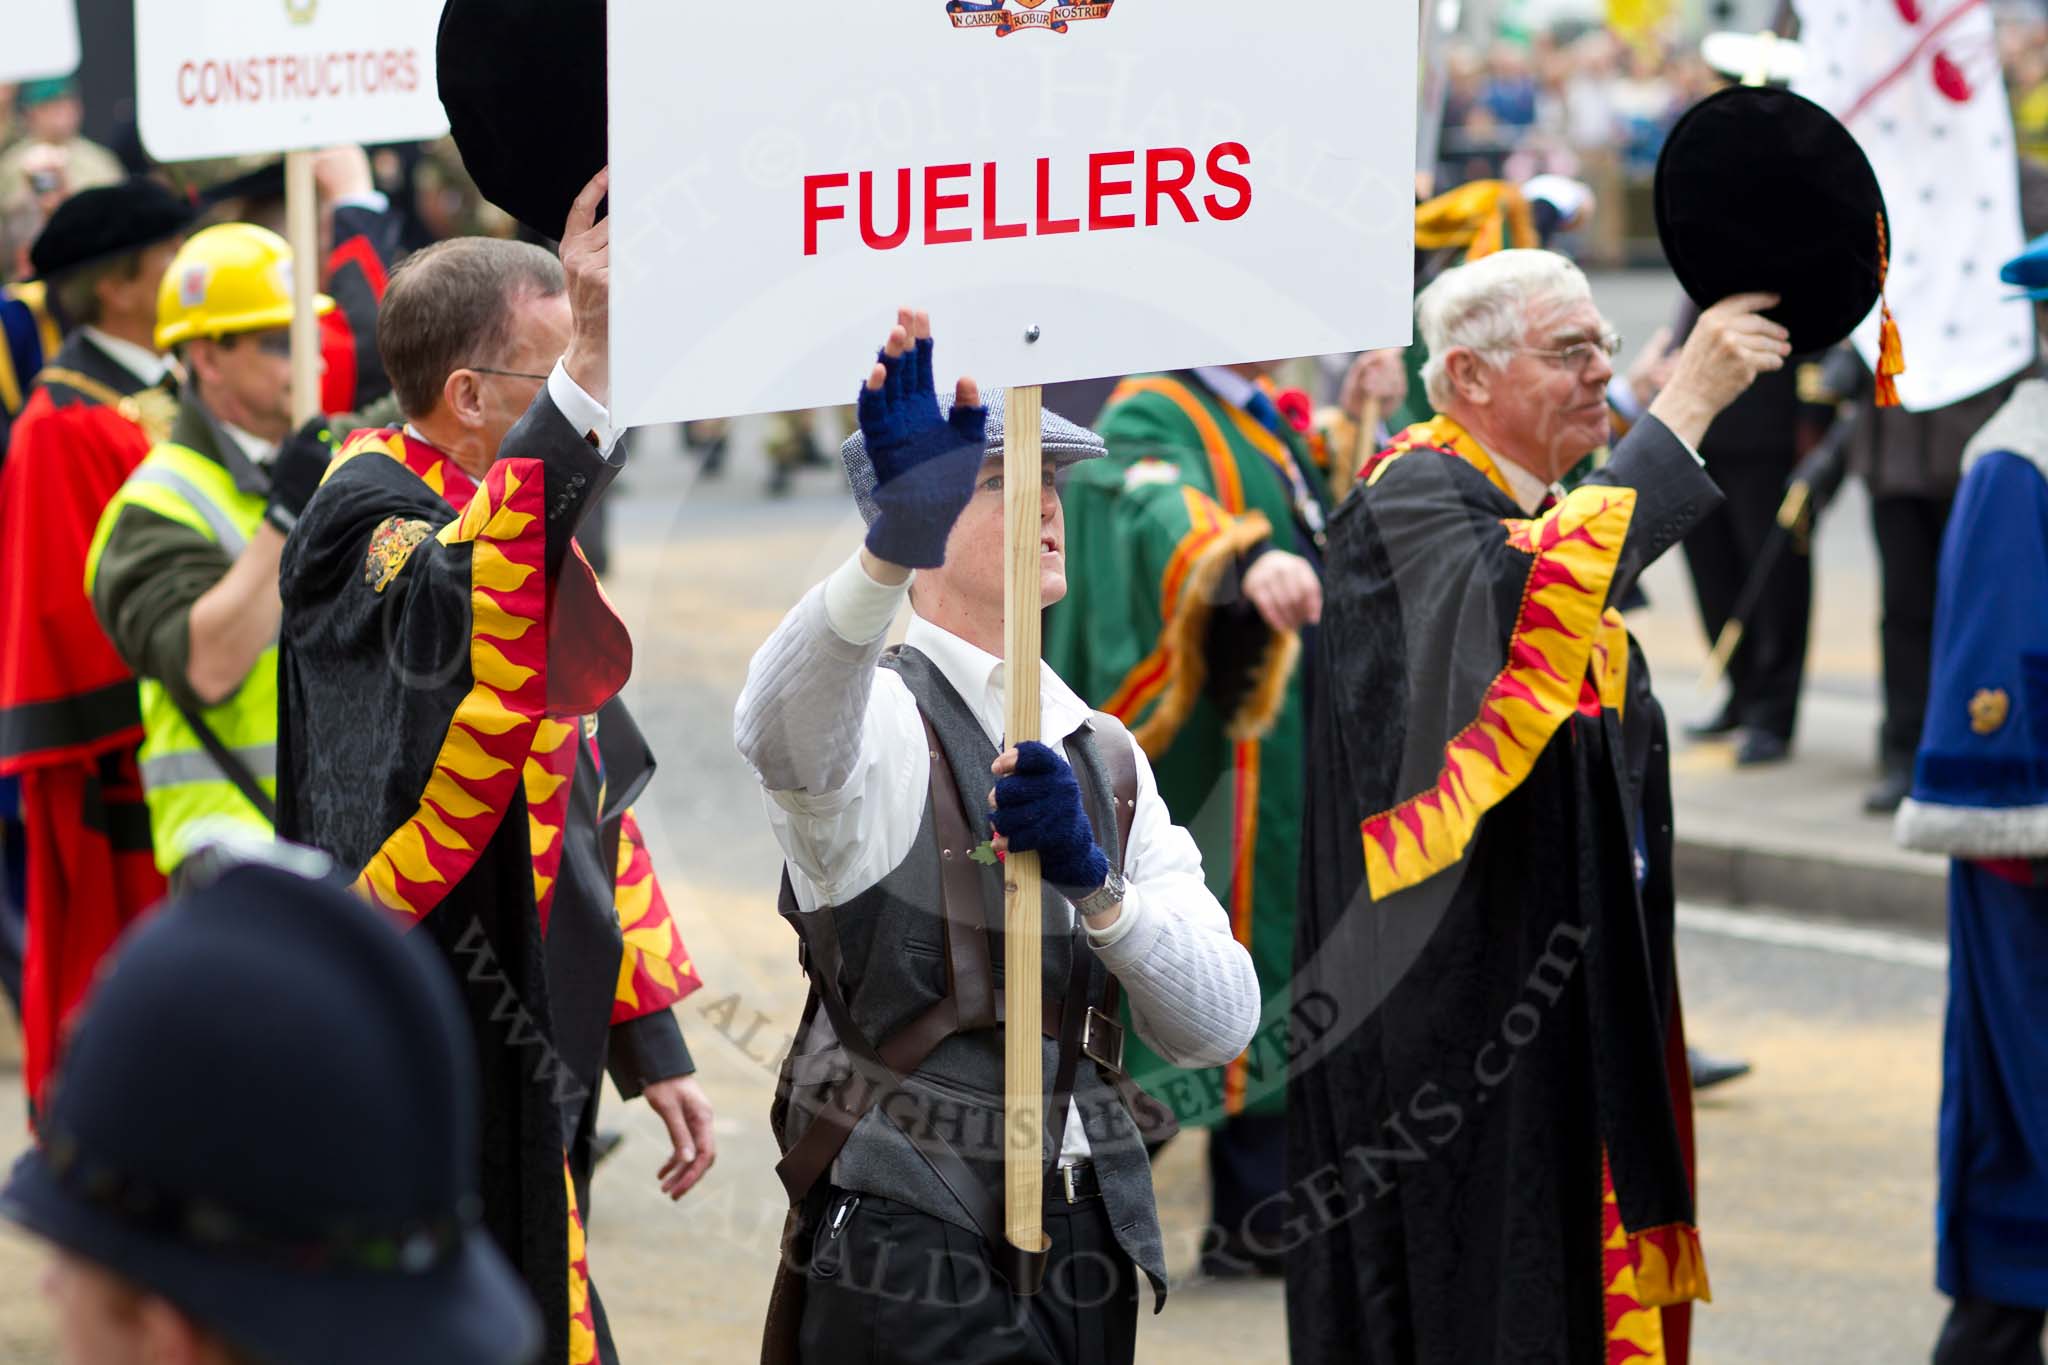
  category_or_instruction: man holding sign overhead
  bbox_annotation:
[277,171,711,1365]
[737,311,1259,1364]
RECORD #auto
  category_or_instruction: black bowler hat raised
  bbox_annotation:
[28,179,198,283]
[1655,85,1891,355]
[438,0,605,242]
[0,865,541,1365]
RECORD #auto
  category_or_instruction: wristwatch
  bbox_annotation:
[1071,869,1126,921]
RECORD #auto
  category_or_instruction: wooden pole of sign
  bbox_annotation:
[1332,395,1382,504]
[1002,383,1049,1267]
[284,150,321,425]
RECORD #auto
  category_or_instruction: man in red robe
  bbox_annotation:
[0,180,195,1117]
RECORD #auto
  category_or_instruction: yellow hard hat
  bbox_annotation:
[155,222,335,351]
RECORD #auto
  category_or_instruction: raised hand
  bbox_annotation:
[559,168,611,408]
[1340,348,1408,420]
[858,308,987,570]
[1648,293,1791,447]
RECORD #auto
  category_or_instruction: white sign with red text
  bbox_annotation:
[134,0,446,162]
[4,0,79,84]
[608,0,1416,424]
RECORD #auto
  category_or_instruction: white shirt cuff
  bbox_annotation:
[823,551,911,645]
[1084,883,1148,951]
[1644,411,1708,468]
[332,191,390,215]
[547,360,622,457]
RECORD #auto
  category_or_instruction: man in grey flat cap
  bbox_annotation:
[736,308,1260,1365]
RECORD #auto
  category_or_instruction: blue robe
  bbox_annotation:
[1897,378,2048,1308]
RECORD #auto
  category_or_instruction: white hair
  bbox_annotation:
[1416,249,1593,411]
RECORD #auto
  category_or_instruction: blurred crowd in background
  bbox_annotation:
[1429,9,2048,263]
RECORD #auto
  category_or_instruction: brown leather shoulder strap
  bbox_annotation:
[1085,727,1179,1144]
[921,710,996,1029]
[1101,724,1139,873]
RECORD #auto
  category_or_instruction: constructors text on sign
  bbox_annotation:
[173,49,424,108]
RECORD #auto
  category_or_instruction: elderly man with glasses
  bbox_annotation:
[1286,248,1786,1365]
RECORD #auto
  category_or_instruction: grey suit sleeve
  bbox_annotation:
[1587,413,1723,606]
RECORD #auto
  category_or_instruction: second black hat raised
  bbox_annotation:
[1655,85,1890,355]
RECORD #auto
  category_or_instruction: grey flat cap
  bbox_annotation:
[842,386,1108,527]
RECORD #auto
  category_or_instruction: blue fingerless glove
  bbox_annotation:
[992,741,1109,896]
[858,336,988,569]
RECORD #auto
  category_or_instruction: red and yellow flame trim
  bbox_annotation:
[524,718,580,934]
[1358,422,1636,901]
[566,1160,598,1365]
[323,427,462,499]
[1364,416,1518,501]
[1603,1152,1709,1365]
[349,444,548,923]
[610,808,702,1023]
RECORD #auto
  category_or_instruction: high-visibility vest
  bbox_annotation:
[85,441,275,874]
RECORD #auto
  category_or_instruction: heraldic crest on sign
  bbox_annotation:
[946,0,1114,36]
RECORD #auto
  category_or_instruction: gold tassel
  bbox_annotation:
[1875,213,1905,408]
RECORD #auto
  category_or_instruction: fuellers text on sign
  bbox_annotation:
[803,145,1252,255]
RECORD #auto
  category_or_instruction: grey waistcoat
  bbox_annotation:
[775,647,1168,1302]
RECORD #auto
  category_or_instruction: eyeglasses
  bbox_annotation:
[1518,327,1622,374]
[228,330,293,359]
[467,366,550,384]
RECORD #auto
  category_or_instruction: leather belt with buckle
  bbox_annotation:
[1082,1007,1125,1072]
[1054,1160,1103,1204]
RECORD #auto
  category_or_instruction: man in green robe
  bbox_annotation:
[1045,364,1329,1275]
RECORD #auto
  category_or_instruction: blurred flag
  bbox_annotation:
[1792,0,2034,411]
[1608,0,1675,51]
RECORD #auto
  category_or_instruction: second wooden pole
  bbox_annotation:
[284,150,321,426]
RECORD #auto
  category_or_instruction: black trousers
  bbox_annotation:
[798,1188,1140,1365]
[0,804,25,1019]
[1682,458,1812,741]
[1209,1113,1290,1252]
[1871,493,1955,769]
[1933,1296,2047,1365]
